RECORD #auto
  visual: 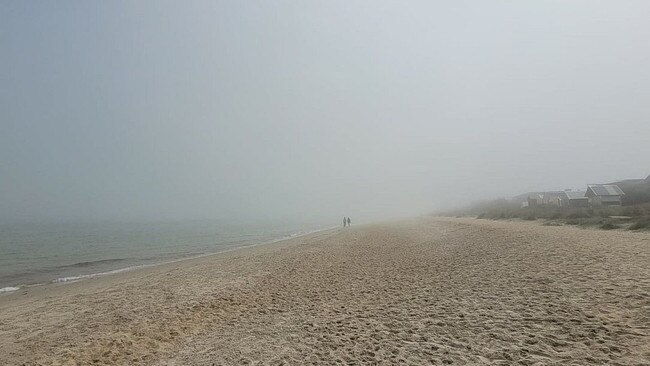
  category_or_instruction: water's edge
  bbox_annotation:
[0,226,337,295]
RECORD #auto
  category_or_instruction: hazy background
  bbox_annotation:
[2,1,649,224]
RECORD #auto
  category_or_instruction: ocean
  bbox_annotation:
[0,220,327,293]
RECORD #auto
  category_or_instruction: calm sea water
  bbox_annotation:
[0,220,326,292]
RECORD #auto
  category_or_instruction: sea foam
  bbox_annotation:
[52,264,154,283]
[0,286,20,294]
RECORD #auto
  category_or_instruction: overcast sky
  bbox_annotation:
[2,1,649,223]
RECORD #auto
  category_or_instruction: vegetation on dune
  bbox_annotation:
[445,202,650,231]
[629,218,650,230]
[600,222,619,230]
[444,177,650,231]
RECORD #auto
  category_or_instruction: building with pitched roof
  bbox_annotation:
[558,191,589,208]
[542,191,565,206]
[585,185,625,206]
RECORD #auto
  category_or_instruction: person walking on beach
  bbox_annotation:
[347,217,351,226]
[343,217,347,227]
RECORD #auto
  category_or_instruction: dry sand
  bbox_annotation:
[0,218,648,365]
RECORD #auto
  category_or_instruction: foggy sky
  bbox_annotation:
[2,1,650,224]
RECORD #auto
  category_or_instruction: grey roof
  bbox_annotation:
[512,192,545,200]
[587,184,624,196]
[564,191,587,200]
[543,191,565,198]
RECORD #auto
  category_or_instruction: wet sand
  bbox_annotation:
[0,218,648,365]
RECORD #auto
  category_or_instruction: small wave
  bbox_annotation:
[43,226,335,287]
[52,264,155,283]
[59,258,129,269]
[0,286,20,294]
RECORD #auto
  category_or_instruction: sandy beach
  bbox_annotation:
[0,217,648,365]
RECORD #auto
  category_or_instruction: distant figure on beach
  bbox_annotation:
[343,217,347,227]
[347,217,351,226]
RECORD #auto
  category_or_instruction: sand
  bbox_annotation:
[0,217,648,365]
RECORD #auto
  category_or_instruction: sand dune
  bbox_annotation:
[0,218,648,365]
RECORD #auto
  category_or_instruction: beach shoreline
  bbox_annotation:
[0,226,339,307]
[0,225,336,297]
[1,217,648,365]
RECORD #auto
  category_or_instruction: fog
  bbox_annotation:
[2,1,649,224]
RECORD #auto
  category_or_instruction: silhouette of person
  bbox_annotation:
[347,217,351,226]
[343,217,347,227]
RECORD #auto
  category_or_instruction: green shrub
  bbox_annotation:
[600,222,619,230]
[566,209,591,219]
[623,206,645,217]
[629,218,650,230]
[596,208,618,218]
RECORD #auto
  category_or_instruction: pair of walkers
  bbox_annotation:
[343,217,351,227]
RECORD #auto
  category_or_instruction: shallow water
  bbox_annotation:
[0,220,324,290]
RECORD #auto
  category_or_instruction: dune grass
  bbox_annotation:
[447,202,650,231]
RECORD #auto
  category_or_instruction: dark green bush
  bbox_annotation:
[566,209,591,219]
[629,218,650,230]
[600,222,619,230]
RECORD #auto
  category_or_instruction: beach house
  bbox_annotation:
[542,191,565,206]
[558,191,589,208]
[585,184,625,206]
[511,192,545,207]
[526,194,543,208]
